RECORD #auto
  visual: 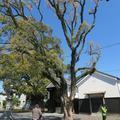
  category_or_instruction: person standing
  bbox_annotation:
[101,105,107,120]
[32,104,42,120]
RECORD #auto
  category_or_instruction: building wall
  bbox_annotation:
[105,98,120,113]
[0,94,26,110]
[117,81,120,95]
[74,98,90,113]
[0,94,7,110]
[74,98,120,114]
[75,73,120,99]
[18,94,26,109]
[47,72,120,113]
[47,88,61,113]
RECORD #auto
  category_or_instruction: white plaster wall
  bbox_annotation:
[75,73,120,99]
[18,94,26,109]
[0,95,7,109]
[117,81,120,96]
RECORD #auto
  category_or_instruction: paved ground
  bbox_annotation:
[0,112,120,120]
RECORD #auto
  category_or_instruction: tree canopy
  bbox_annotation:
[0,13,64,97]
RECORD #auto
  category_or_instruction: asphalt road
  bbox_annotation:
[0,112,120,120]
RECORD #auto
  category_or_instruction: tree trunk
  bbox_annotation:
[61,96,74,120]
[61,49,76,120]
[63,105,73,120]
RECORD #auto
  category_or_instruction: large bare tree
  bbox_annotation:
[0,0,108,119]
[47,0,108,119]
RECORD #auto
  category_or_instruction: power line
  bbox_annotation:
[102,68,120,73]
[63,42,120,58]
[1,42,120,57]
[95,42,120,51]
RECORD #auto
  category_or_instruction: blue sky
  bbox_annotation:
[39,0,120,77]
[0,81,3,92]
[1,0,120,92]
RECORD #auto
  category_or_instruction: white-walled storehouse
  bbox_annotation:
[74,71,120,113]
[47,71,120,113]
[0,92,7,110]
[18,94,26,109]
[0,93,26,110]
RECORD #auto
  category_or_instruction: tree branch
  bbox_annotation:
[76,67,96,81]
[71,6,77,37]
[32,0,43,22]
[48,0,73,50]
[75,0,99,63]
[80,0,86,23]
[75,67,91,73]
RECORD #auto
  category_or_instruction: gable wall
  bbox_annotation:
[0,94,26,109]
[18,94,26,109]
[0,95,7,109]
[75,73,120,99]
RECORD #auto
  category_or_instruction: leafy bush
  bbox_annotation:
[12,96,20,107]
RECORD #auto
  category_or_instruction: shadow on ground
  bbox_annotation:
[0,112,81,120]
[0,111,15,120]
[43,116,62,120]
[43,116,80,120]
[14,116,80,120]
[14,117,32,120]
[0,116,62,120]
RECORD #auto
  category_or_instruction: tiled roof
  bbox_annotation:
[46,70,120,88]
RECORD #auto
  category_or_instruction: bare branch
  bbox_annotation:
[32,0,43,22]
[43,69,61,89]
[8,1,27,20]
[62,1,67,17]
[48,0,73,49]
[65,20,72,34]
[6,9,18,28]
[75,0,100,63]
[76,67,96,81]
[75,67,91,73]
[80,0,86,23]
[19,0,27,20]
[71,6,77,36]
[37,0,43,21]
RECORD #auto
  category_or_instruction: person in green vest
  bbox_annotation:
[101,105,107,120]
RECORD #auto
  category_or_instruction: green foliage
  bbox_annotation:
[0,16,65,97]
[12,96,20,107]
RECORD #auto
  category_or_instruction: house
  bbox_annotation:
[0,92,7,110]
[13,94,27,109]
[0,92,26,110]
[46,70,120,113]
[18,94,26,109]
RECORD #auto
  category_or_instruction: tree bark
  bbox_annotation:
[63,105,73,120]
[61,95,74,120]
[59,49,76,120]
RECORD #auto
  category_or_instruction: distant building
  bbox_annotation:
[0,92,7,110]
[18,94,26,109]
[0,92,26,110]
[47,70,120,113]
